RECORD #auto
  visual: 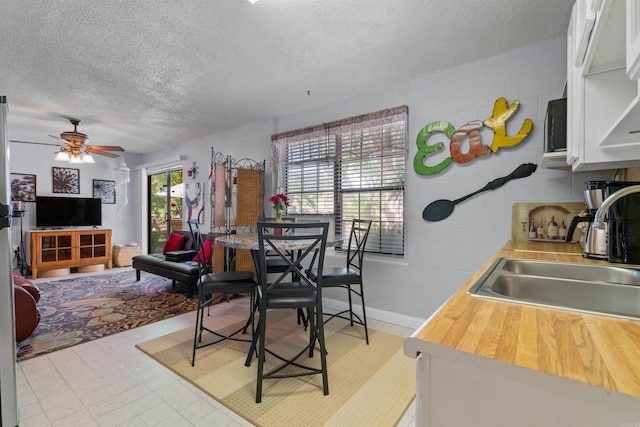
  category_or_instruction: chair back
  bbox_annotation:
[345,219,372,273]
[187,219,209,275]
[256,221,329,293]
[258,217,295,234]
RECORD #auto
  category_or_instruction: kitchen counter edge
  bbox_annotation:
[403,240,640,399]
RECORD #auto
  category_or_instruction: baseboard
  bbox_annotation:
[322,297,426,330]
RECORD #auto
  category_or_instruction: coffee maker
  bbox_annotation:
[565,181,602,253]
[576,181,640,263]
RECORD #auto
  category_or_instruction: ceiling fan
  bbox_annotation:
[12,118,125,164]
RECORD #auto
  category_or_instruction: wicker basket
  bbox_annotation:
[113,246,142,267]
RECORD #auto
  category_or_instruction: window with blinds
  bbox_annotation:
[271,106,407,256]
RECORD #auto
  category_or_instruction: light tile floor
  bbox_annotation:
[16,272,416,426]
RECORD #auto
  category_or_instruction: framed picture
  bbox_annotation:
[185,182,205,224]
[10,173,36,202]
[52,167,80,194]
[93,179,116,204]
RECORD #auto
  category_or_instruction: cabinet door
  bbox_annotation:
[627,0,640,79]
[78,232,107,260]
[567,4,584,167]
[568,0,640,171]
[575,0,596,68]
[39,233,73,263]
[93,232,107,258]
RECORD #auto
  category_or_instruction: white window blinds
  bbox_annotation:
[271,106,407,256]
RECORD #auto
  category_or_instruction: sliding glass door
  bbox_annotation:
[148,169,183,253]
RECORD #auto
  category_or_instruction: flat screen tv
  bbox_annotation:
[36,196,102,228]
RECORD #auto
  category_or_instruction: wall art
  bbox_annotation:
[52,167,80,194]
[422,163,537,222]
[10,173,36,202]
[93,179,116,204]
[414,97,533,176]
[185,181,205,224]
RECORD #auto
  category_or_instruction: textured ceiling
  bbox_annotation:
[1,0,573,155]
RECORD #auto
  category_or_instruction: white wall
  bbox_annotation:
[10,37,618,324]
[8,143,141,258]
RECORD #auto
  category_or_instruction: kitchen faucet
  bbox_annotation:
[584,184,640,258]
[591,185,640,228]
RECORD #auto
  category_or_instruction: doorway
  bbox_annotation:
[148,169,183,254]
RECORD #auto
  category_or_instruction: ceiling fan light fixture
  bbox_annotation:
[44,118,125,164]
[55,150,71,161]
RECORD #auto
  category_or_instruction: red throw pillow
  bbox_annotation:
[192,239,212,263]
[163,232,186,253]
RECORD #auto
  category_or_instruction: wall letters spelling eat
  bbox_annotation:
[413,97,533,175]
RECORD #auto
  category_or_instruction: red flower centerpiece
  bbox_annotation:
[268,193,289,222]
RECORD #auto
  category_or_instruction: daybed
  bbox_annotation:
[132,230,213,298]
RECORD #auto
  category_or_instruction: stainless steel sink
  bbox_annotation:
[500,259,640,285]
[467,258,640,321]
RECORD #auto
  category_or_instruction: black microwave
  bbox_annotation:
[544,98,567,152]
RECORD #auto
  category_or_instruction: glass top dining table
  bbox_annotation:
[215,233,341,251]
[216,232,341,368]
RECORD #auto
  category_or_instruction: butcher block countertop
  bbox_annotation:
[404,241,640,399]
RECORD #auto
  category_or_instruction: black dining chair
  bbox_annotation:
[260,217,313,328]
[253,221,330,403]
[187,220,258,366]
[260,217,296,276]
[308,218,372,344]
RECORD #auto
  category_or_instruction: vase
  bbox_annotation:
[275,210,282,223]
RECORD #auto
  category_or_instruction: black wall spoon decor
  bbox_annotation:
[422,163,538,222]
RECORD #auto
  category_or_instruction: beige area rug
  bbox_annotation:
[135,300,415,426]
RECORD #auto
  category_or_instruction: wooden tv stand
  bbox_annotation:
[30,229,112,279]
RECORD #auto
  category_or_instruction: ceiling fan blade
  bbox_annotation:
[90,149,119,158]
[88,145,125,152]
[49,134,68,143]
[10,140,61,147]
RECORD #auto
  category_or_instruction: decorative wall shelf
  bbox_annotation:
[541,151,571,170]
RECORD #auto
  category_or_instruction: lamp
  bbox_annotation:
[54,150,71,162]
[247,0,259,3]
[54,146,97,164]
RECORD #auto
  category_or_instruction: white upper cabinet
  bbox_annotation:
[583,0,624,74]
[626,0,640,79]
[574,0,596,69]
[567,0,640,171]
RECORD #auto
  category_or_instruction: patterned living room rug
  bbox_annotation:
[136,301,415,427]
[17,270,198,361]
